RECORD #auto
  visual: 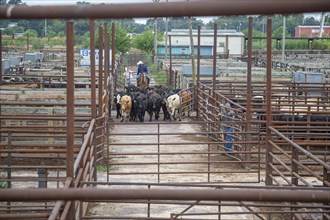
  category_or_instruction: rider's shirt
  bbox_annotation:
[137,65,148,75]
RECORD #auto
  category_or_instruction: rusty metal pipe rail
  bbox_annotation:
[73,118,95,174]
[1,188,329,203]
[0,144,79,148]
[109,151,258,156]
[269,141,330,186]
[0,213,50,219]
[80,181,330,191]
[269,126,330,171]
[48,177,72,220]
[78,200,330,209]
[0,165,66,169]
[0,129,87,135]
[109,141,259,146]
[1,101,92,107]
[1,1,328,19]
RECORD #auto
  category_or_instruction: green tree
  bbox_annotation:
[131,29,163,54]
[8,0,23,4]
[303,16,320,25]
[272,26,290,38]
[77,1,90,4]
[0,0,24,4]
[3,26,24,35]
[111,25,131,54]
[24,29,38,37]
[75,19,90,36]
[207,16,247,31]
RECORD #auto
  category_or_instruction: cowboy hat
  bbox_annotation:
[137,61,144,65]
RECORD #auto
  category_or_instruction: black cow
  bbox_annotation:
[147,91,162,122]
[125,84,139,95]
[135,93,148,122]
[130,92,142,122]
[113,90,126,119]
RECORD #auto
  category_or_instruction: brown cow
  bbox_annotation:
[165,90,192,121]
[120,95,132,122]
[178,90,192,118]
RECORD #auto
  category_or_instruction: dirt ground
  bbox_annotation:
[89,112,266,220]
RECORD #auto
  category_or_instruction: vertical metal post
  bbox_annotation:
[93,126,98,182]
[158,123,160,183]
[90,19,96,119]
[218,200,221,220]
[154,18,158,64]
[66,21,75,218]
[291,147,298,186]
[98,26,104,118]
[106,121,109,182]
[111,23,116,93]
[0,30,2,145]
[196,25,201,118]
[225,35,229,58]
[165,5,168,62]
[213,23,217,96]
[169,35,172,88]
[148,185,151,218]
[38,161,48,188]
[281,15,286,63]
[104,23,110,120]
[323,165,330,219]
[197,25,201,83]
[0,30,2,85]
[66,21,75,178]
[245,17,253,170]
[207,144,210,183]
[26,33,29,51]
[7,132,12,188]
[7,132,12,212]
[265,17,273,186]
[104,23,109,92]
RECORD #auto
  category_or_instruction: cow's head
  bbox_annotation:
[116,94,122,104]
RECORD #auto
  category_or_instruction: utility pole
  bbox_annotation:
[187,0,196,85]
[165,0,169,62]
[281,15,286,63]
[44,19,47,37]
[153,0,160,65]
[319,12,325,38]
[189,17,196,85]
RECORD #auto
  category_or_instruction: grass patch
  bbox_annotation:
[152,70,168,86]
[96,165,108,172]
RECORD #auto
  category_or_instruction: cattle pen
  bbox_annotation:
[1,1,330,220]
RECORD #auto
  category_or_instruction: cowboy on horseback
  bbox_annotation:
[136,61,150,85]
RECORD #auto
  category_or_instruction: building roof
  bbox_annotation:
[296,25,330,28]
[168,29,245,37]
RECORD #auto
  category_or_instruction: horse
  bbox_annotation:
[137,72,148,88]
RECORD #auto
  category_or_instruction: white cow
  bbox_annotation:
[165,94,182,121]
[120,95,132,122]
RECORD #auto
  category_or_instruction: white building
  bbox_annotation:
[159,29,245,58]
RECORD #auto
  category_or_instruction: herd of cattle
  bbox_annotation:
[113,85,193,122]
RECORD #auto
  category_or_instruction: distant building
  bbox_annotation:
[8,22,18,28]
[295,26,330,37]
[158,29,245,59]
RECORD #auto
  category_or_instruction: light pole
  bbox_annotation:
[153,0,160,65]
[165,0,169,62]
